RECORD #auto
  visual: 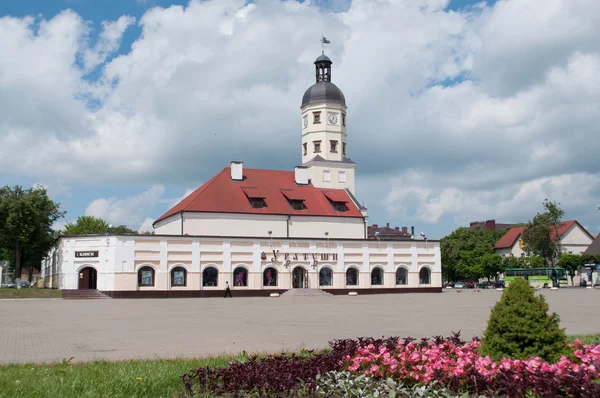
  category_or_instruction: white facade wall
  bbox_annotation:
[288,216,364,239]
[560,224,593,254]
[155,212,365,239]
[306,162,356,194]
[43,235,442,292]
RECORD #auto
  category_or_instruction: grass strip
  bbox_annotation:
[0,288,62,299]
[0,356,237,398]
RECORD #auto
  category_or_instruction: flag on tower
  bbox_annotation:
[321,36,331,44]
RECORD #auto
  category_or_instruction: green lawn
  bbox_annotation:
[0,356,237,398]
[0,288,62,299]
[568,334,600,345]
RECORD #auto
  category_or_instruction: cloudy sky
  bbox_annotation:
[1,0,599,239]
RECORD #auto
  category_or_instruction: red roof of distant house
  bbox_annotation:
[494,220,593,249]
[154,168,363,225]
[494,227,525,249]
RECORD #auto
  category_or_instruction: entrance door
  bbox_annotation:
[292,267,308,288]
[78,267,97,290]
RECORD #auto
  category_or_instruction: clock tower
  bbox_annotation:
[300,52,356,194]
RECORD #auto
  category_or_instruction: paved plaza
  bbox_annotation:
[1,289,600,365]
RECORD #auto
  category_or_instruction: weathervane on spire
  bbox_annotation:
[321,35,330,54]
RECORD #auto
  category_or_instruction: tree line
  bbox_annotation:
[0,185,151,285]
[441,200,598,285]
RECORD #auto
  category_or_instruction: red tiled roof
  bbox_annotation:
[323,190,349,203]
[280,189,305,201]
[494,220,593,249]
[154,168,363,224]
[494,227,524,249]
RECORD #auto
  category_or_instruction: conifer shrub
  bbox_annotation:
[480,277,568,362]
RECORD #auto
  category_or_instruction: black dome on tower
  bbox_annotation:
[301,53,346,107]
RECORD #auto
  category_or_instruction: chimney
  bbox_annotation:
[395,227,400,231]
[402,227,408,234]
[411,226,415,236]
[485,220,495,231]
[230,161,243,181]
[294,166,308,185]
[373,224,378,228]
[386,223,390,228]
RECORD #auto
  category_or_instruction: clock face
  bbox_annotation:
[303,116,308,128]
[328,112,338,125]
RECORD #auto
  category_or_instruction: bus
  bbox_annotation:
[504,268,568,288]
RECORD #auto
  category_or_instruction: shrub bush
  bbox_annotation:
[479,277,568,362]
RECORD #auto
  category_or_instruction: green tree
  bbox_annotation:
[62,216,137,235]
[0,185,64,287]
[441,227,506,282]
[518,255,545,269]
[557,253,581,286]
[480,253,504,281]
[521,199,565,266]
[480,278,568,362]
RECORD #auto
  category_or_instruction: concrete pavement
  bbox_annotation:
[1,289,599,364]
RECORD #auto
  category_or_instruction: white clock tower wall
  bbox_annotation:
[301,103,347,165]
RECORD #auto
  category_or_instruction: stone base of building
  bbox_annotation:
[95,287,442,299]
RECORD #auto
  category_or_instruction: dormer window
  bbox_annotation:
[303,142,307,155]
[250,198,265,209]
[333,202,348,212]
[242,187,266,209]
[281,190,306,211]
[323,191,349,212]
[290,200,305,210]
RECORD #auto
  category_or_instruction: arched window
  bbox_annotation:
[171,267,187,287]
[419,267,431,285]
[233,267,248,287]
[319,267,333,286]
[203,267,218,287]
[396,267,408,285]
[263,267,278,287]
[371,267,384,286]
[138,266,155,287]
[346,268,359,286]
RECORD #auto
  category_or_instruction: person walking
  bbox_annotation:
[224,281,233,298]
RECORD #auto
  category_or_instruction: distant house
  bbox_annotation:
[469,219,518,232]
[368,223,413,240]
[21,268,42,284]
[494,220,594,258]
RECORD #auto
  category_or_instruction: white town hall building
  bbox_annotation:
[42,52,442,297]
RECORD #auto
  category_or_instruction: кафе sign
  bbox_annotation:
[75,251,99,258]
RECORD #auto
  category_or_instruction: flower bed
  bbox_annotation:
[181,334,600,397]
[344,338,600,397]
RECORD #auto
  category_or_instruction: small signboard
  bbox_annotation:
[75,251,99,258]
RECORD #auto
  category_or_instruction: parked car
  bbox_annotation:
[1,281,16,288]
[464,280,475,289]
[494,280,505,288]
[478,281,493,289]
[454,281,466,289]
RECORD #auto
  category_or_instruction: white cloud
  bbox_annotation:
[138,217,155,233]
[2,0,600,237]
[85,185,165,227]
